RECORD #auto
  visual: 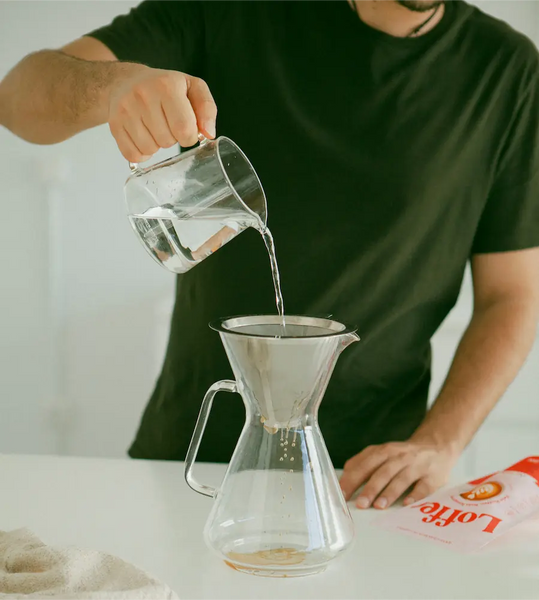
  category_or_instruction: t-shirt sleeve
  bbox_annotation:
[86,0,205,75]
[472,66,539,254]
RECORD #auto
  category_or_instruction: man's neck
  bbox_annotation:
[352,1,445,38]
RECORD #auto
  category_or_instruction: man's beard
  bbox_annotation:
[396,0,444,12]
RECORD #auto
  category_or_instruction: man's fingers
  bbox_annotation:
[142,103,178,149]
[187,76,217,138]
[339,441,454,510]
[112,126,151,164]
[356,458,406,509]
[162,92,199,147]
[109,70,215,151]
[375,466,418,509]
[403,478,440,506]
[339,446,387,501]
[124,118,160,157]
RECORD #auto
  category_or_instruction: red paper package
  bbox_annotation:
[374,456,539,552]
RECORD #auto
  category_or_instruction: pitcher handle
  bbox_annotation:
[128,133,208,173]
[184,379,237,498]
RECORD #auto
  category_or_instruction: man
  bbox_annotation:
[1,0,539,511]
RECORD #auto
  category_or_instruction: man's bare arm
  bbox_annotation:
[0,38,123,144]
[412,248,539,452]
[341,247,539,508]
[0,37,217,160]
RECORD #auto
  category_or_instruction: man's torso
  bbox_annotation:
[108,1,537,465]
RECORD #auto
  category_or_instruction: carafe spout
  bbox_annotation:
[341,331,360,350]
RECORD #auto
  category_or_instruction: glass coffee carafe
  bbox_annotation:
[124,135,267,274]
[185,316,359,577]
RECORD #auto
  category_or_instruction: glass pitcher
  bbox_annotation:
[185,315,359,577]
[124,135,267,274]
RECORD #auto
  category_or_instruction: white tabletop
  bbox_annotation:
[2,453,539,599]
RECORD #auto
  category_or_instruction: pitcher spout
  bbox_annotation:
[341,331,360,350]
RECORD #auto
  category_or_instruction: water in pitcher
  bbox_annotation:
[130,205,285,317]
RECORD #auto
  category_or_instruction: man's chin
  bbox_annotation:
[396,0,444,12]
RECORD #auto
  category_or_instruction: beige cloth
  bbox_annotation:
[0,529,178,599]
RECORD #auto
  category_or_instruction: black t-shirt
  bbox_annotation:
[89,1,539,467]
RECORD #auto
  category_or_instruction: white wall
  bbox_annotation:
[0,1,538,475]
[0,0,174,458]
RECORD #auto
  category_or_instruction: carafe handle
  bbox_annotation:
[184,379,238,498]
[128,133,209,173]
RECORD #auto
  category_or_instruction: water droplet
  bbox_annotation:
[289,486,293,491]
[290,457,295,461]
[279,457,284,462]
[284,454,287,458]
[284,441,288,446]
[292,443,296,447]
[289,469,293,473]
[280,443,284,447]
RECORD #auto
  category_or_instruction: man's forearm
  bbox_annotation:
[0,50,125,144]
[412,299,539,453]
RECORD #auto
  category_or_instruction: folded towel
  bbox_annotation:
[0,529,178,599]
